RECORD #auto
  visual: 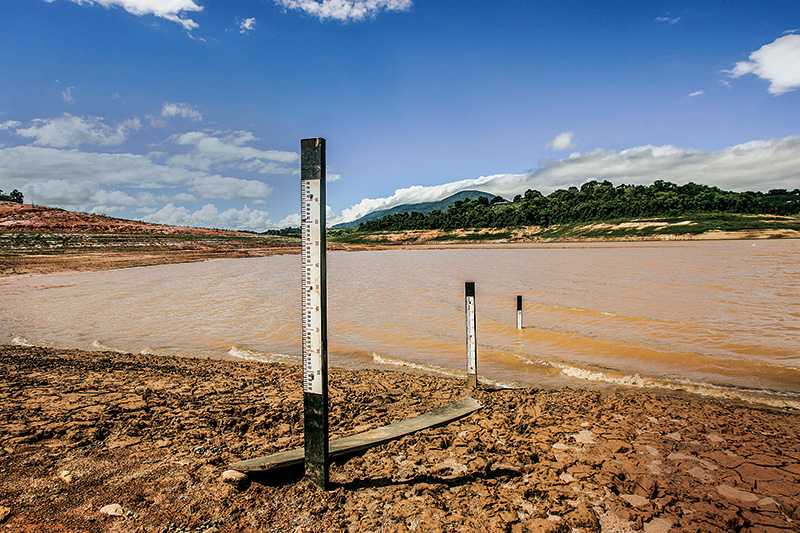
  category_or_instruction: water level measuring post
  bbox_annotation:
[300,137,328,489]
[516,295,523,330]
[465,282,477,389]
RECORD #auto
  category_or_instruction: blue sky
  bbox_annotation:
[1,0,798,230]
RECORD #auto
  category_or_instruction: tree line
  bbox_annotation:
[357,181,800,232]
[0,188,23,203]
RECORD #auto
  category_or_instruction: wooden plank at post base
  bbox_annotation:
[229,396,483,473]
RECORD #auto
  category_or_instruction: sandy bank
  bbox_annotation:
[1,345,799,532]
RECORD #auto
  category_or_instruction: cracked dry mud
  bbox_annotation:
[1,345,799,532]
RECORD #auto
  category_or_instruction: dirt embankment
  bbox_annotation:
[0,201,238,235]
[1,345,799,532]
[0,201,303,276]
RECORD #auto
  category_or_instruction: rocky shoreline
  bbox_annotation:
[1,345,799,532]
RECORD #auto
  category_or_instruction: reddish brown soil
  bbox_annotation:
[0,201,240,235]
[0,201,299,276]
[1,345,799,532]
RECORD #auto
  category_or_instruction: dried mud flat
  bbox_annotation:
[1,346,799,532]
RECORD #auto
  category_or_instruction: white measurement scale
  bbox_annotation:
[301,139,327,396]
[465,282,477,387]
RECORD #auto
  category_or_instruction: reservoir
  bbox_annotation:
[2,239,799,409]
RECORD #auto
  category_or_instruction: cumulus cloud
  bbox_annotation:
[0,145,191,187]
[19,179,156,210]
[333,136,800,224]
[239,17,256,33]
[88,205,127,215]
[161,102,203,121]
[688,90,704,97]
[545,131,577,151]
[0,121,22,131]
[0,109,310,230]
[189,175,274,199]
[142,203,279,231]
[168,130,299,174]
[0,111,297,230]
[0,143,276,211]
[273,0,412,22]
[11,114,140,147]
[43,0,204,30]
[728,34,800,94]
[278,213,301,227]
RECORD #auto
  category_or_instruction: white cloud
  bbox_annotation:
[88,205,127,215]
[239,17,256,33]
[0,143,275,211]
[728,34,800,94]
[655,16,680,24]
[189,175,274,200]
[0,121,22,131]
[62,87,75,103]
[43,0,204,30]
[545,131,577,151]
[273,0,412,22]
[0,112,297,231]
[168,130,299,174]
[333,136,800,224]
[11,114,140,147]
[161,102,203,121]
[19,179,154,209]
[277,213,301,227]
[0,145,190,186]
[688,90,704,97]
[169,192,198,203]
[142,203,279,231]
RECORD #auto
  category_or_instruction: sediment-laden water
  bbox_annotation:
[2,239,798,408]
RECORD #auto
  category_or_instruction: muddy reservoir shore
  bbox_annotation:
[1,345,799,532]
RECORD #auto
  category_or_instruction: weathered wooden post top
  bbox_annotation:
[301,137,329,489]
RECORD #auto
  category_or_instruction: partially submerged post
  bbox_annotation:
[465,282,477,389]
[301,137,328,489]
[516,295,523,329]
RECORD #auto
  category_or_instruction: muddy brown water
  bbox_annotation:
[2,239,798,408]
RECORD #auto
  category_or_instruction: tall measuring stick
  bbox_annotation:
[465,282,478,389]
[516,295,523,329]
[301,137,328,489]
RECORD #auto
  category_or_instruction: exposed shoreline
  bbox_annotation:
[2,229,797,279]
[1,345,799,532]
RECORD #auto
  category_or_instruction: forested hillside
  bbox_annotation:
[357,181,799,231]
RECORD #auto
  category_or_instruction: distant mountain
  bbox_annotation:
[332,190,495,229]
